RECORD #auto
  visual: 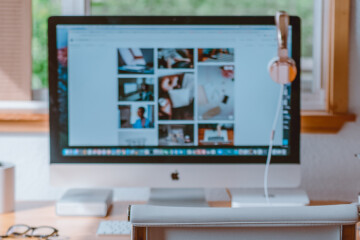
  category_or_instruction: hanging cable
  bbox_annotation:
[264,84,284,204]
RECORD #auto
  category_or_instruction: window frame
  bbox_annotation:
[301,0,356,133]
[300,0,325,110]
[0,0,355,133]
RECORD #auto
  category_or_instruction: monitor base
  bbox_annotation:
[231,188,309,207]
[148,188,208,207]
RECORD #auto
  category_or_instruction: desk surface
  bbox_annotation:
[0,201,357,240]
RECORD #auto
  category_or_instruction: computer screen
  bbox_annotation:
[49,17,300,164]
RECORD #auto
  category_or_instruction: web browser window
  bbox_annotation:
[57,24,292,157]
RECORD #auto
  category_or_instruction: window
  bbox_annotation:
[0,0,354,133]
[88,0,356,133]
[91,0,316,100]
[32,0,317,94]
[32,0,61,89]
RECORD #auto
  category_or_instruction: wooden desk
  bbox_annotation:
[0,201,357,240]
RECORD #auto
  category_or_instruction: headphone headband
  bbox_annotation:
[276,11,290,60]
[268,11,297,84]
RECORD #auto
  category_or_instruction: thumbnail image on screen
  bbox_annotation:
[118,78,154,101]
[198,48,234,63]
[159,124,194,146]
[158,48,194,69]
[198,123,234,146]
[118,104,155,129]
[158,72,194,120]
[117,48,154,74]
[197,65,235,120]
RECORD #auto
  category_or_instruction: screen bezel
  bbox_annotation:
[48,16,301,164]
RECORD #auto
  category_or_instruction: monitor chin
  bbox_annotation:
[50,163,301,189]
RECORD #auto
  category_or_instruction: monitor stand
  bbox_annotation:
[148,188,208,207]
[231,188,309,207]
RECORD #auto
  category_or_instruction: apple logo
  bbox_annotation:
[171,170,179,181]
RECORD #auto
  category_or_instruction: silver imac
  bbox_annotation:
[48,16,302,206]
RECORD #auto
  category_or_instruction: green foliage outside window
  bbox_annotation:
[31,0,313,89]
[91,0,313,57]
[32,0,61,89]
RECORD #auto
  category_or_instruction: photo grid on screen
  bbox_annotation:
[117,48,235,147]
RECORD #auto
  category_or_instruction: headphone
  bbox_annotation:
[263,11,298,204]
[268,11,297,84]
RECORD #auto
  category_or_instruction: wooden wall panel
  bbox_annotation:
[0,0,32,100]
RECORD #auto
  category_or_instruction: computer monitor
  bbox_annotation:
[48,16,300,190]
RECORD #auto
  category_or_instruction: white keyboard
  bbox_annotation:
[97,220,132,235]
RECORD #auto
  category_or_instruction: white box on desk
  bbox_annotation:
[56,188,113,217]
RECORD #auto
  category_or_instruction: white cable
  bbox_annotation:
[264,84,284,204]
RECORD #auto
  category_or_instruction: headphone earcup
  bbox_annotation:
[268,57,297,84]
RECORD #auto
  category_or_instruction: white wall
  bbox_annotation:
[1,1,360,202]
[299,0,360,201]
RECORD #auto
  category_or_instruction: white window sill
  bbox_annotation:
[0,101,48,113]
